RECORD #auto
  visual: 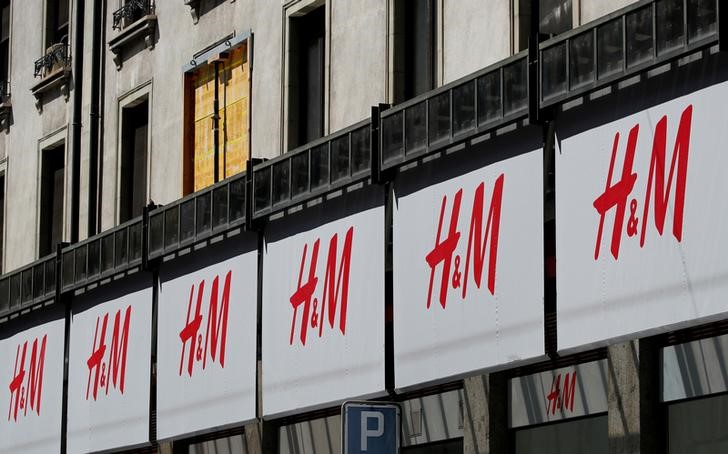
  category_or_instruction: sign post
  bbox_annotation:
[343,402,400,454]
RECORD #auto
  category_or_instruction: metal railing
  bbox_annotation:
[34,43,71,78]
[379,51,529,172]
[251,119,372,219]
[0,254,56,320]
[61,216,144,292]
[539,0,720,107]
[113,0,155,31]
[148,171,247,259]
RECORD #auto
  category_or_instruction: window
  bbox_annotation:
[183,39,251,193]
[0,1,9,87]
[288,4,326,149]
[515,415,608,454]
[124,0,149,25]
[119,97,149,223]
[185,432,247,454]
[668,393,728,453]
[45,0,69,49]
[392,0,437,103]
[39,144,65,257]
[515,0,575,52]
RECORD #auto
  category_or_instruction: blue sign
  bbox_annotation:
[343,402,400,454]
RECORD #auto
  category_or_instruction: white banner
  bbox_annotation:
[157,240,258,440]
[557,81,728,351]
[509,360,608,428]
[262,189,385,417]
[0,314,65,454]
[67,278,153,454]
[393,147,544,390]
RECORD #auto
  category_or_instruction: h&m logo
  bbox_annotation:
[179,270,231,377]
[7,334,47,422]
[594,105,693,261]
[426,175,504,309]
[289,226,353,346]
[86,305,132,401]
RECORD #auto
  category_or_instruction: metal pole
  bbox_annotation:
[213,60,221,184]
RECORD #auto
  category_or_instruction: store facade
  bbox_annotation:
[1,1,727,453]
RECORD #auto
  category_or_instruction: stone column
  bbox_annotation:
[607,338,664,454]
[462,372,508,454]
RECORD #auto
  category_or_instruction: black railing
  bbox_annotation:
[113,0,155,30]
[539,0,720,107]
[148,171,247,259]
[34,44,70,78]
[251,119,372,219]
[379,51,529,172]
[61,216,144,292]
[0,254,56,321]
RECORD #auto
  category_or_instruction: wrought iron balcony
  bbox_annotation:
[539,0,721,108]
[251,119,372,219]
[148,171,248,260]
[33,43,70,78]
[0,80,10,103]
[0,254,56,322]
[113,0,155,31]
[60,216,144,293]
[379,51,529,172]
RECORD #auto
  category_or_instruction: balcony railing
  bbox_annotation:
[0,254,56,321]
[148,171,248,260]
[252,119,372,219]
[379,51,529,172]
[34,43,70,78]
[113,0,155,31]
[539,0,720,107]
[61,216,144,293]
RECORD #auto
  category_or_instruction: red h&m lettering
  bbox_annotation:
[7,335,47,422]
[546,371,577,416]
[86,305,132,401]
[289,227,354,346]
[425,175,504,309]
[179,271,232,377]
[593,105,693,260]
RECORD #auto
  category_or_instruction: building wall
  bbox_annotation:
[442,0,511,84]
[99,0,285,230]
[4,0,73,270]
[580,0,639,24]
[0,0,636,270]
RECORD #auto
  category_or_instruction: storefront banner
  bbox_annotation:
[0,313,65,454]
[66,277,153,454]
[663,334,728,402]
[393,147,544,390]
[557,81,728,351]
[509,360,608,428]
[157,240,258,440]
[262,188,385,417]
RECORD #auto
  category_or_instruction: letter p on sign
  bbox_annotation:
[360,411,384,450]
[343,402,400,454]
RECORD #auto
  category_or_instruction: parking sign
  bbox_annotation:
[343,402,400,454]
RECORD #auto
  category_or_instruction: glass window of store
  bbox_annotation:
[663,333,728,453]
[510,360,609,454]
